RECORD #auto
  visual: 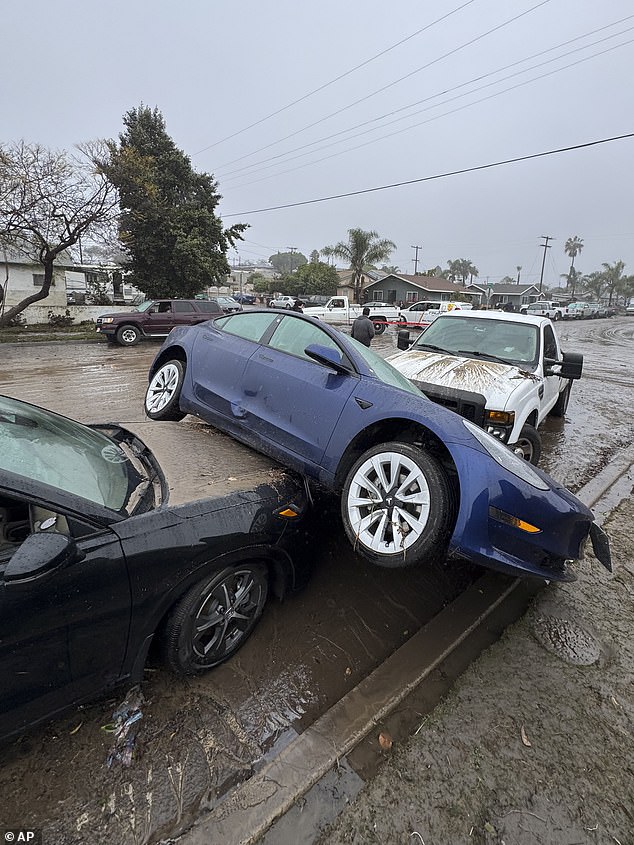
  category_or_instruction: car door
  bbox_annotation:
[0,490,131,739]
[188,311,278,433]
[540,323,563,416]
[240,315,357,467]
[144,300,175,336]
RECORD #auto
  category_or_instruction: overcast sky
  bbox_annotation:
[3,0,633,287]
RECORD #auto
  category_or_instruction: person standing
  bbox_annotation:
[351,306,375,347]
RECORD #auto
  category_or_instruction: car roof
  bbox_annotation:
[434,310,546,327]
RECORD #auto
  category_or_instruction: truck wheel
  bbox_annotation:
[512,424,541,465]
[341,442,452,568]
[116,324,141,346]
[553,311,562,321]
[373,318,387,335]
[550,382,571,418]
[161,563,268,674]
[145,360,187,421]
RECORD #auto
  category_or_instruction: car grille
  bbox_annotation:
[413,380,487,427]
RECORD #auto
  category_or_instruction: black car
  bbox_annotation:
[0,395,310,742]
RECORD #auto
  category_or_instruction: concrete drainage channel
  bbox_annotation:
[176,446,634,845]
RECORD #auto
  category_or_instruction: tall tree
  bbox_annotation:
[599,260,628,305]
[0,140,117,327]
[102,106,245,299]
[564,235,584,295]
[268,251,307,275]
[442,258,479,285]
[321,228,396,303]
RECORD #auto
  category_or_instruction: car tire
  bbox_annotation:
[116,324,141,346]
[373,318,387,335]
[161,564,269,674]
[341,441,452,568]
[145,360,187,421]
[512,424,541,465]
[550,382,571,418]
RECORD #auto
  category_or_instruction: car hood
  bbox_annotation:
[119,419,296,507]
[388,350,537,406]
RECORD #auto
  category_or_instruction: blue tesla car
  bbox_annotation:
[144,309,610,581]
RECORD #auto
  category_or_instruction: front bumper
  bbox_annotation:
[446,443,610,582]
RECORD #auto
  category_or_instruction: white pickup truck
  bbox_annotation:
[302,296,401,335]
[389,310,583,465]
[523,300,568,321]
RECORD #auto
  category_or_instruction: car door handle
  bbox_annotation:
[257,354,274,363]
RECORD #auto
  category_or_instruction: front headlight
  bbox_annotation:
[101,317,114,324]
[462,419,549,490]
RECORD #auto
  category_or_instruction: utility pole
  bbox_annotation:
[538,236,553,295]
[516,265,522,285]
[411,245,422,275]
[287,246,297,274]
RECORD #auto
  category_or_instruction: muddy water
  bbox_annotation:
[0,318,632,844]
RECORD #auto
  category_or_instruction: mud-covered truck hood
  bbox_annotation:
[388,350,536,409]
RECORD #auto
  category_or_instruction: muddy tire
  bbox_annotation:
[116,324,141,346]
[145,360,187,421]
[161,564,268,674]
[512,424,541,465]
[550,382,571,418]
[341,441,451,568]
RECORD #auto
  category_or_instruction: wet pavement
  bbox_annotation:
[0,316,632,844]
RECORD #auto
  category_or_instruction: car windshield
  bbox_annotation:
[135,301,154,312]
[412,316,539,366]
[0,396,141,512]
[347,337,422,397]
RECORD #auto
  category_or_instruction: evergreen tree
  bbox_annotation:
[103,106,245,298]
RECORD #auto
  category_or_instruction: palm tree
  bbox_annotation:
[599,260,627,305]
[442,258,479,285]
[321,229,396,303]
[564,236,584,295]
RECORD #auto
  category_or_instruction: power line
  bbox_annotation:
[213,0,553,172]
[226,36,634,191]
[218,17,634,182]
[193,0,477,155]
[222,133,634,218]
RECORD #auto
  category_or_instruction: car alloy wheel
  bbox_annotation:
[161,564,269,674]
[341,441,452,568]
[145,360,187,421]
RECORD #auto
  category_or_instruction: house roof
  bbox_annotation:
[466,282,540,295]
[366,274,469,295]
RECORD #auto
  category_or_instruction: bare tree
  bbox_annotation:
[0,141,118,327]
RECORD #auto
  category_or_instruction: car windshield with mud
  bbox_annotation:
[95,298,223,346]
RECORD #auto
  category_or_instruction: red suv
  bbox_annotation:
[96,299,223,346]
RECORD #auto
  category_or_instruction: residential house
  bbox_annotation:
[0,251,67,309]
[466,282,541,311]
[362,274,471,306]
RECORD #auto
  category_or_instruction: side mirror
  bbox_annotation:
[304,344,351,374]
[544,351,583,380]
[5,532,84,584]
[397,330,413,350]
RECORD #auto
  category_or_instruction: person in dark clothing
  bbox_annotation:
[351,307,375,347]
[292,298,303,312]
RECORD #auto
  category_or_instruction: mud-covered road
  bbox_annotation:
[0,316,632,844]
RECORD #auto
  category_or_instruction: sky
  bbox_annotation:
[3,0,634,288]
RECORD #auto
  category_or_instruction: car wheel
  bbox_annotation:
[512,424,541,465]
[553,311,562,321]
[341,442,452,568]
[116,324,141,346]
[550,382,571,418]
[145,360,187,421]
[161,564,269,674]
[373,319,387,335]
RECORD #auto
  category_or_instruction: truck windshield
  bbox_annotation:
[413,316,539,366]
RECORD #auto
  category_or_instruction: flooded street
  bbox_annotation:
[0,316,632,844]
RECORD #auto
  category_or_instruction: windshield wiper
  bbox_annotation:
[456,349,519,367]
[414,343,450,354]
